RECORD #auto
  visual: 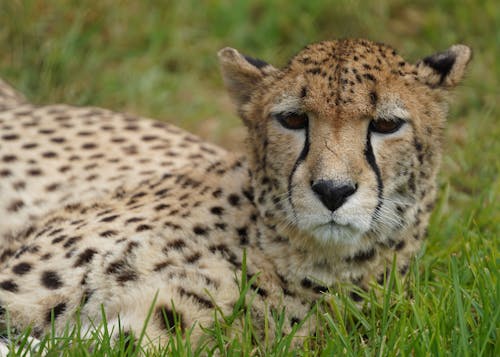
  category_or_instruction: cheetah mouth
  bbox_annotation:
[309,220,361,243]
[320,221,355,232]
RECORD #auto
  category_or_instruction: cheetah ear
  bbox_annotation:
[416,44,472,88]
[218,47,277,108]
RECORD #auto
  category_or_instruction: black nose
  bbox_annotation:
[311,180,357,212]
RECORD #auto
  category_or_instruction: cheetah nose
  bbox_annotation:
[311,180,358,212]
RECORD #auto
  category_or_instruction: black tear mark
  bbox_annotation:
[364,131,383,219]
[287,124,310,216]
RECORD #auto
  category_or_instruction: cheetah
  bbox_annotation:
[0,39,471,349]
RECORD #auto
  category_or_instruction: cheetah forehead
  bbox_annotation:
[288,39,406,74]
[267,39,418,117]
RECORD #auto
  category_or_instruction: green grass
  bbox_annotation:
[0,0,498,355]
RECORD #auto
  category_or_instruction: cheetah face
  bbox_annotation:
[219,39,471,246]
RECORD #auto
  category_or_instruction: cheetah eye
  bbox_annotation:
[274,112,308,130]
[369,118,405,134]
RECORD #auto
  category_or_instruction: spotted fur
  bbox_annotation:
[0,39,471,347]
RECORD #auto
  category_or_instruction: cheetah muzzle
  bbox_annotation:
[0,39,471,349]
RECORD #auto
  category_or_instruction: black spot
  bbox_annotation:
[369,91,378,106]
[237,227,249,245]
[290,316,301,327]
[227,194,240,207]
[41,271,63,289]
[2,155,17,162]
[12,262,32,275]
[51,235,67,244]
[155,203,170,211]
[155,188,169,197]
[41,253,52,261]
[51,137,66,143]
[106,260,125,274]
[125,217,144,224]
[100,230,118,238]
[300,278,313,289]
[312,285,329,294]
[42,151,58,158]
[0,280,18,292]
[45,183,60,192]
[193,225,208,236]
[122,330,137,353]
[74,248,97,267]
[210,206,224,216]
[136,224,152,232]
[0,169,12,177]
[100,214,119,222]
[2,134,19,140]
[116,271,138,283]
[166,239,186,251]
[363,73,376,82]
[27,168,43,176]
[22,142,38,149]
[63,236,82,248]
[350,290,363,302]
[81,143,97,149]
[130,191,147,199]
[214,223,227,231]
[106,260,138,283]
[395,241,406,251]
[45,302,66,323]
[154,261,170,271]
[7,199,24,212]
[377,272,386,285]
[157,306,184,331]
[399,264,409,275]
[39,128,55,135]
[307,67,321,75]
[185,252,201,264]
[345,248,376,263]
[125,241,139,254]
[243,55,268,69]
[300,86,308,98]
[179,288,214,309]
[408,173,416,193]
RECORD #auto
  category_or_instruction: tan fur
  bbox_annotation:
[0,39,470,348]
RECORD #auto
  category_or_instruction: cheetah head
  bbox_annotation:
[219,39,471,248]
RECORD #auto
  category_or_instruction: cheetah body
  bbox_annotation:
[0,39,471,346]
